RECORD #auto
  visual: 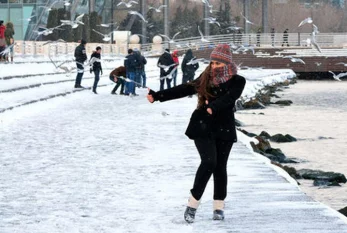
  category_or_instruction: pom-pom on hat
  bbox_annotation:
[210,44,233,64]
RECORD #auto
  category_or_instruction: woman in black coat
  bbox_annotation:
[147,44,246,223]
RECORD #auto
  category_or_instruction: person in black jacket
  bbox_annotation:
[147,44,246,223]
[90,46,102,94]
[157,48,175,91]
[124,49,138,96]
[181,49,199,85]
[74,39,87,88]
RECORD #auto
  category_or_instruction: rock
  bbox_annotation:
[238,128,257,137]
[235,99,244,111]
[255,92,271,105]
[264,148,286,163]
[339,206,347,217]
[235,119,244,127]
[270,133,297,143]
[297,169,347,183]
[255,136,272,151]
[313,179,341,187]
[258,112,265,115]
[243,99,266,109]
[271,161,302,179]
[259,131,271,139]
[270,94,280,98]
[285,134,297,142]
[273,100,293,106]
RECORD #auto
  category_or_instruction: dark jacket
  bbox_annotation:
[157,51,175,77]
[90,52,102,70]
[151,74,246,141]
[182,49,199,75]
[110,66,126,78]
[74,44,87,63]
[124,53,138,73]
[4,23,14,46]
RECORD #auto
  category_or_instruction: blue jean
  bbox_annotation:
[135,70,142,87]
[172,69,178,87]
[141,70,147,87]
[75,63,84,86]
[160,77,172,91]
[125,72,136,95]
[93,68,100,91]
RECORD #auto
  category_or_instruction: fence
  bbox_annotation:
[12,32,347,57]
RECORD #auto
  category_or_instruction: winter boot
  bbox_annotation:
[213,200,225,220]
[184,194,200,223]
[93,90,98,94]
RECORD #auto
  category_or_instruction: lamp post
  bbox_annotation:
[111,0,114,44]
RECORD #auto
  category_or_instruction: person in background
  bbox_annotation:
[157,48,175,91]
[256,28,261,47]
[74,39,87,88]
[4,21,14,63]
[139,51,147,88]
[181,49,199,86]
[110,66,126,95]
[90,46,103,94]
[0,20,6,62]
[171,50,179,87]
[133,48,142,88]
[282,29,289,47]
[147,44,246,224]
[124,48,138,96]
[271,28,275,47]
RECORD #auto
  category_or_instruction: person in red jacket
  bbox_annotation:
[171,50,179,86]
[0,20,6,62]
[147,44,246,223]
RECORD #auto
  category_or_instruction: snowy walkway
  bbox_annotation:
[1,84,347,233]
[1,59,347,232]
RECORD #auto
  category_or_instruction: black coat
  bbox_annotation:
[151,74,246,141]
[74,44,87,63]
[124,53,138,72]
[157,51,175,77]
[90,52,102,70]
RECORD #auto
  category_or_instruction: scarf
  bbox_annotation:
[210,62,237,86]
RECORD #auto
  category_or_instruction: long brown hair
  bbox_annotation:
[194,65,214,109]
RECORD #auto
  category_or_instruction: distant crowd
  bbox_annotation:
[74,39,200,95]
[0,20,15,63]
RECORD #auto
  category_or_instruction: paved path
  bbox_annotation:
[0,85,346,233]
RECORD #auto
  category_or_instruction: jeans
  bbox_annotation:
[172,69,178,87]
[75,63,84,86]
[160,77,172,91]
[135,70,142,87]
[125,72,136,95]
[110,75,125,94]
[141,70,147,87]
[92,68,100,91]
[191,137,233,201]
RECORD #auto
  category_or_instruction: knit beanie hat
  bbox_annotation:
[210,44,232,64]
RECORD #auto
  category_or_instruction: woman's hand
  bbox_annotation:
[147,88,154,103]
[113,76,118,82]
[205,100,212,115]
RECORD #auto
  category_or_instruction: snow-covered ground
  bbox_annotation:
[1,57,347,232]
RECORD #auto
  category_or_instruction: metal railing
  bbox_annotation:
[9,33,347,57]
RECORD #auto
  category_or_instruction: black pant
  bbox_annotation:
[110,75,125,94]
[160,77,172,91]
[75,63,84,86]
[191,137,233,201]
[93,68,100,91]
[182,73,194,84]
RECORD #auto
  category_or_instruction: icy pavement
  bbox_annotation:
[1,85,347,233]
